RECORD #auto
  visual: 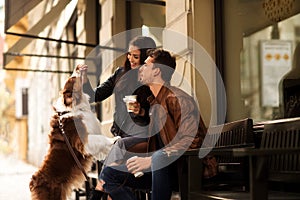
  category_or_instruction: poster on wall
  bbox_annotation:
[260,40,292,107]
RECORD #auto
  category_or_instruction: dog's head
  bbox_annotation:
[53,73,90,113]
[62,76,82,107]
[50,72,92,154]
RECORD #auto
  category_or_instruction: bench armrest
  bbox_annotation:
[232,147,300,157]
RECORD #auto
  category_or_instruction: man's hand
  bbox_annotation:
[129,102,145,116]
[126,156,151,175]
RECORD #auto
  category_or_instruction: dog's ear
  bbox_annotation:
[53,105,57,112]
[53,96,69,112]
[72,65,81,78]
[50,115,59,128]
[63,77,74,94]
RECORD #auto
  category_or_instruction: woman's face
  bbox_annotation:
[127,45,141,69]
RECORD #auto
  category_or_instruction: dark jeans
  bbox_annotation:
[100,150,179,200]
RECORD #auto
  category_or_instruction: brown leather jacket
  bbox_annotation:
[147,84,207,153]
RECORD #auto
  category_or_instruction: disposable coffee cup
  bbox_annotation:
[123,95,137,112]
[134,171,144,178]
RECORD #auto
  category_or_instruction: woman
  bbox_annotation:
[76,36,156,199]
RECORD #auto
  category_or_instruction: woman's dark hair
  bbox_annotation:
[147,48,176,82]
[124,36,156,71]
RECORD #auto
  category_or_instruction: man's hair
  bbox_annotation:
[147,48,176,82]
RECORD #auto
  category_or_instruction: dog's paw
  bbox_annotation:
[110,136,121,144]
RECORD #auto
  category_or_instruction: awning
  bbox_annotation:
[4,0,81,73]
[3,0,125,73]
[5,0,42,32]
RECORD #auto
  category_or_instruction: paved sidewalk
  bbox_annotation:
[0,153,37,200]
[0,153,80,200]
[0,153,180,200]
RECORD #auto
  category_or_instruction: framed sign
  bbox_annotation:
[260,40,293,107]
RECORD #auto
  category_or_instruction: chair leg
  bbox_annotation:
[75,189,79,200]
[74,188,86,200]
[88,188,104,200]
[85,180,91,199]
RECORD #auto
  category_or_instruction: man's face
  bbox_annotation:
[139,56,155,85]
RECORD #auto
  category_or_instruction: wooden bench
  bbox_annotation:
[179,118,255,200]
[76,118,255,200]
[191,117,300,200]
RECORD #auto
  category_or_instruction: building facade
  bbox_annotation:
[3,0,300,165]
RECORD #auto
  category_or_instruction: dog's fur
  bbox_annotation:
[29,74,118,200]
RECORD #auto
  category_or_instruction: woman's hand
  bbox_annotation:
[126,156,151,175]
[75,64,89,84]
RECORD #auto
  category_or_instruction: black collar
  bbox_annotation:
[57,111,71,116]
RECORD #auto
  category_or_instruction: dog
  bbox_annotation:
[29,73,119,200]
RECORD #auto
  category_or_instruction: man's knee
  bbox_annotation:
[151,150,167,167]
[100,166,115,183]
[151,150,179,171]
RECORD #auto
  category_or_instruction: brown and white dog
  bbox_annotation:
[29,72,118,200]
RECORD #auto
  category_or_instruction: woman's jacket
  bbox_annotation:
[83,67,153,138]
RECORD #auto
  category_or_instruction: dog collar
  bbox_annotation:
[57,111,71,116]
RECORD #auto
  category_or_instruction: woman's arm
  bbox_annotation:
[83,67,123,103]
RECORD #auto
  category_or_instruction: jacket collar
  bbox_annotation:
[148,82,171,105]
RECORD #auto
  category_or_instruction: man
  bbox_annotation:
[99,48,212,200]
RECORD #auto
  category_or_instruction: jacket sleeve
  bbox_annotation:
[164,94,205,152]
[130,85,152,126]
[83,68,122,103]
